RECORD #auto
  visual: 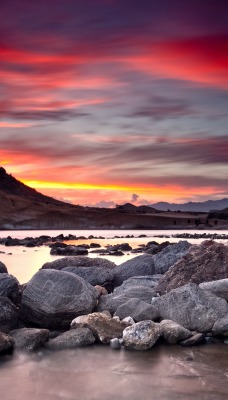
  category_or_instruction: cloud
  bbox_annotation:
[131,193,139,202]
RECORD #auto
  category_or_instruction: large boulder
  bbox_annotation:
[71,312,128,344]
[113,275,162,295]
[153,241,191,274]
[42,256,116,270]
[0,296,19,333]
[20,270,99,329]
[113,255,155,287]
[0,261,7,274]
[47,328,95,350]
[97,286,156,315]
[199,279,228,301]
[0,332,14,355]
[156,241,228,295]
[62,266,114,287]
[152,283,228,333]
[0,274,20,305]
[10,328,49,351]
[159,320,192,344]
[123,320,160,350]
[114,298,159,322]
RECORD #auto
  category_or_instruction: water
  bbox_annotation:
[0,229,228,284]
[0,344,228,400]
[1,229,228,399]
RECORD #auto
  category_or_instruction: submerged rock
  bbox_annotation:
[20,270,98,329]
[123,320,160,350]
[152,283,228,332]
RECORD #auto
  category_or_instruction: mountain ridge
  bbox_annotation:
[149,198,228,212]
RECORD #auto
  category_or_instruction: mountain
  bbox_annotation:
[0,167,227,229]
[149,199,228,212]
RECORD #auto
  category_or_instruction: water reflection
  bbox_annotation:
[0,344,228,400]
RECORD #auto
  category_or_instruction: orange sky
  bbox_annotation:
[0,1,228,206]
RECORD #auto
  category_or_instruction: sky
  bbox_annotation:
[0,0,228,207]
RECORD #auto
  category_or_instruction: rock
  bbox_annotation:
[110,338,121,350]
[159,320,192,344]
[152,283,228,333]
[42,256,116,270]
[0,261,7,273]
[199,279,228,301]
[97,286,157,315]
[0,274,20,305]
[153,241,191,274]
[90,243,101,248]
[123,320,160,350]
[113,255,155,287]
[212,316,228,336]
[10,328,49,351]
[180,333,205,346]
[47,328,95,350]
[114,298,159,322]
[62,266,114,287]
[156,241,228,295]
[0,331,14,354]
[113,275,162,295]
[122,316,135,325]
[0,296,19,333]
[71,312,128,344]
[50,246,88,256]
[20,270,98,329]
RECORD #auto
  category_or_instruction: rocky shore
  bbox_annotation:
[0,240,228,355]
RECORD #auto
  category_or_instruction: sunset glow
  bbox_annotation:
[1,1,227,206]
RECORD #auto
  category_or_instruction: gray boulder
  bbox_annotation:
[113,275,162,295]
[123,320,160,350]
[153,241,191,274]
[212,316,228,337]
[0,274,20,305]
[62,266,114,287]
[159,319,192,344]
[0,296,19,333]
[47,328,95,349]
[0,261,7,273]
[0,331,14,354]
[113,255,155,287]
[152,283,228,332]
[20,270,99,329]
[199,279,228,301]
[71,312,128,344]
[42,256,116,270]
[97,286,156,315]
[10,328,49,351]
[114,298,159,322]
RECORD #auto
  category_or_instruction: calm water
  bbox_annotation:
[0,229,228,399]
[0,229,228,284]
[0,344,228,400]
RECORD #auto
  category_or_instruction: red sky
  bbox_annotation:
[0,0,228,206]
